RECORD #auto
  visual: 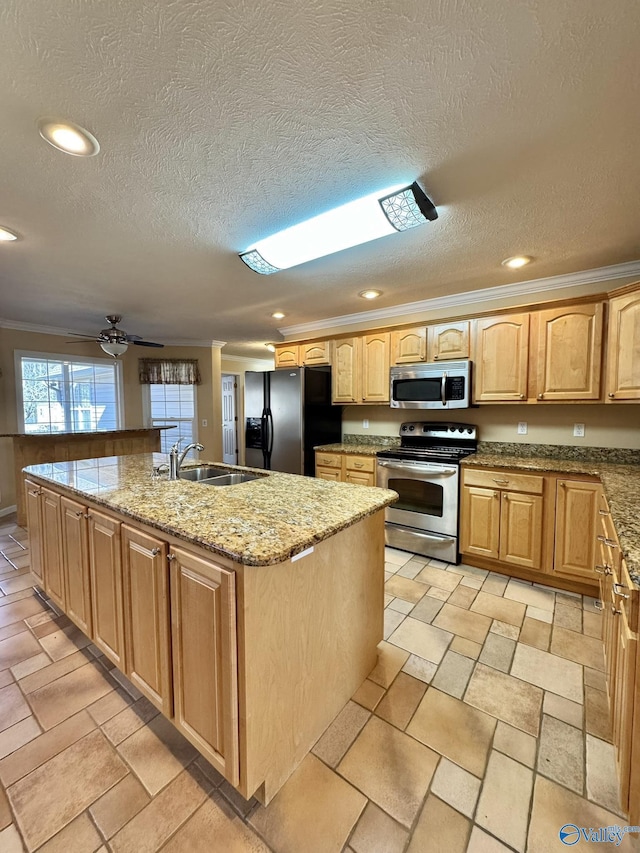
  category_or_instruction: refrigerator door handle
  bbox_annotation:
[267,410,275,455]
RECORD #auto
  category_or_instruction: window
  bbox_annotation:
[16,352,123,433]
[145,384,197,453]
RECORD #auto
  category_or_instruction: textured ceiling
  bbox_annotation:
[0,0,638,357]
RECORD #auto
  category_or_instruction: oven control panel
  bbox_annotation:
[400,422,477,440]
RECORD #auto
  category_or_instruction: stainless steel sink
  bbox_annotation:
[179,466,260,486]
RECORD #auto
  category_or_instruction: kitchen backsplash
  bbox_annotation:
[342,433,400,447]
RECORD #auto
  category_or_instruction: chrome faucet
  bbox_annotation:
[168,439,205,480]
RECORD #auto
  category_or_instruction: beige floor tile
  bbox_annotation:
[528,775,637,852]
[368,641,410,689]
[551,625,605,671]
[410,595,444,624]
[504,579,555,611]
[586,734,623,815]
[585,686,612,741]
[109,669,144,701]
[101,696,160,745]
[448,562,488,579]
[339,715,438,828]
[0,670,13,689]
[164,794,270,853]
[313,700,370,767]
[518,616,551,651]
[537,714,584,793]
[18,650,90,694]
[30,615,72,639]
[0,593,34,611]
[352,678,385,711]
[86,687,133,725]
[493,720,537,768]
[9,652,50,682]
[384,576,427,604]
[543,692,583,729]
[387,597,414,615]
[406,794,470,853]
[478,633,516,673]
[467,826,514,851]
[0,716,41,760]
[0,572,36,595]
[433,604,491,644]
[447,585,478,609]
[583,610,603,639]
[554,603,583,632]
[28,662,114,730]
[476,751,533,852]
[511,644,583,704]
[349,801,408,853]
[117,712,197,795]
[218,780,258,818]
[36,811,103,853]
[0,632,42,672]
[375,672,426,729]
[471,591,526,627]
[407,688,496,777]
[396,560,427,580]
[555,590,582,609]
[450,636,483,659]
[384,592,393,606]
[384,608,405,639]
[465,663,543,736]
[431,650,475,699]
[0,622,31,643]
[90,773,151,839]
[109,766,211,853]
[389,618,452,665]
[584,667,607,692]
[38,625,91,661]
[490,620,520,640]
[0,824,25,853]
[430,756,481,818]
[401,654,438,684]
[385,548,412,566]
[0,683,31,734]
[425,586,451,601]
[527,605,553,624]
[252,753,365,852]
[481,573,510,597]
[415,565,461,592]
[460,576,484,589]
[0,597,45,629]
[7,728,127,850]
[0,784,11,830]
[0,709,95,787]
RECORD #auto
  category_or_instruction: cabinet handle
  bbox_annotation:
[598,509,609,516]
[493,478,509,485]
[537,394,544,400]
[493,492,499,498]
[608,393,615,398]
[594,599,604,611]
[596,535,618,548]
[612,604,622,616]
[75,510,84,518]
[151,547,161,557]
[28,489,41,497]
[594,564,612,575]
[613,582,630,600]
[519,394,525,399]
[354,462,364,468]
[559,481,565,487]
[167,553,176,562]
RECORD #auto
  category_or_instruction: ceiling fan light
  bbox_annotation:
[0,225,19,241]
[100,341,128,357]
[502,255,532,270]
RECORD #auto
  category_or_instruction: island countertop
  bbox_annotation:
[23,454,397,567]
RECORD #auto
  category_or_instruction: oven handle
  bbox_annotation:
[388,525,454,544]
[377,460,458,476]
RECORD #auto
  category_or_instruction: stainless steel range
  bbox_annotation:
[376,422,478,564]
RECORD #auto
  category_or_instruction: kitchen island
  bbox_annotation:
[23,454,396,803]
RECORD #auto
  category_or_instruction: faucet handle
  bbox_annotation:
[170,438,184,453]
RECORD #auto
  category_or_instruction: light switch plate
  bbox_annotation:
[517,422,528,435]
[573,423,585,437]
[202,419,208,427]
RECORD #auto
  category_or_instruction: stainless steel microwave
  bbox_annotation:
[390,360,471,409]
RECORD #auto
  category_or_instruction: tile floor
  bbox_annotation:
[0,518,638,852]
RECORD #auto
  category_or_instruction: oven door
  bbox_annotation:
[377,459,459,537]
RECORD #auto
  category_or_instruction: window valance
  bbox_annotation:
[138,358,201,385]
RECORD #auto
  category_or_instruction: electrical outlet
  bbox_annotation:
[517,422,528,435]
[573,423,585,437]
[362,419,369,429]
[201,419,208,427]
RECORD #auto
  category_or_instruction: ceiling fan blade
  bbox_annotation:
[67,332,99,338]
[124,334,143,341]
[131,340,164,348]
[65,339,101,344]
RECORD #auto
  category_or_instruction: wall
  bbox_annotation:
[342,403,640,449]
[0,327,223,513]
[221,355,274,464]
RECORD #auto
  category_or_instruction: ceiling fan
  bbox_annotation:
[66,315,164,357]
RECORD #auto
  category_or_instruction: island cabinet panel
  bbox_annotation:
[60,496,92,637]
[41,487,65,610]
[460,486,500,560]
[169,546,239,785]
[391,327,426,364]
[122,526,172,716]
[553,479,600,580]
[607,290,640,401]
[24,480,44,586]
[427,320,470,362]
[88,510,125,669]
[535,303,604,400]
[473,313,530,402]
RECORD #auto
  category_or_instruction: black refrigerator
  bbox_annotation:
[244,366,342,476]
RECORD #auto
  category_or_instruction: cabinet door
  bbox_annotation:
[274,345,300,368]
[41,487,65,610]
[344,471,376,487]
[60,496,92,637]
[612,606,637,814]
[536,303,603,400]
[474,314,529,401]
[89,510,125,668]
[607,290,640,401]
[301,340,331,365]
[24,480,44,587]
[122,526,172,715]
[499,492,543,570]
[316,468,342,482]
[391,328,426,364]
[332,338,360,403]
[361,332,390,402]
[427,321,470,362]
[554,480,599,579]
[460,486,500,559]
[170,546,239,784]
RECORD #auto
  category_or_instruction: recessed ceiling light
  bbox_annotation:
[0,225,19,242]
[272,312,286,320]
[37,118,100,156]
[265,343,276,352]
[501,256,532,270]
[359,289,383,300]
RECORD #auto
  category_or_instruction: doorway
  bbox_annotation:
[221,374,238,465]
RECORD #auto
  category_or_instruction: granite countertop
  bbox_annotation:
[2,426,175,438]
[314,443,392,456]
[23,454,397,567]
[463,448,640,589]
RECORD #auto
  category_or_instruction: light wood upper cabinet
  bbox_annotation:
[170,545,239,784]
[553,479,600,580]
[24,480,44,587]
[427,321,470,362]
[89,510,125,669]
[607,290,640,401]
[122,526,172,715]
[473,313,530,401]
[332,338,360,403]
[274,345,300,369]
[535,303,604,400]
[60,496,92,637]
[361,332,390,402]
[391,327,426,365]
[301,340,331,365]
[41,487,65,610]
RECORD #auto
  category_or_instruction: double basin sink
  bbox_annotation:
[179,465,261,487]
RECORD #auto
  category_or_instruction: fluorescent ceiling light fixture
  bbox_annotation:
[38,118,100,156]
[502,255,532,270]
[272,312,286,319]
[0,225,19,241]
[359,289,382,300]
[100,341,128,357]
[240,182,437,274]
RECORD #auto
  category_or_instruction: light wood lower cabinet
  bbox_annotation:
[41,487,65,610]
[460,486,500,560]
[315,451,376,487]
[89,510,125,669]
[60,496,92,637]
[553,479,600,580]
[24,480,44,587]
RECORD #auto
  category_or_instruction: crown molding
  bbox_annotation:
[0,319,225,348]
[278,259,640,336]
[221,353,274,365]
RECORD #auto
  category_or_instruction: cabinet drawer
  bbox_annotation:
[463,468,544,495]
[316,452,341,469]
[316,467,341,482]
[344,455,376,474]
